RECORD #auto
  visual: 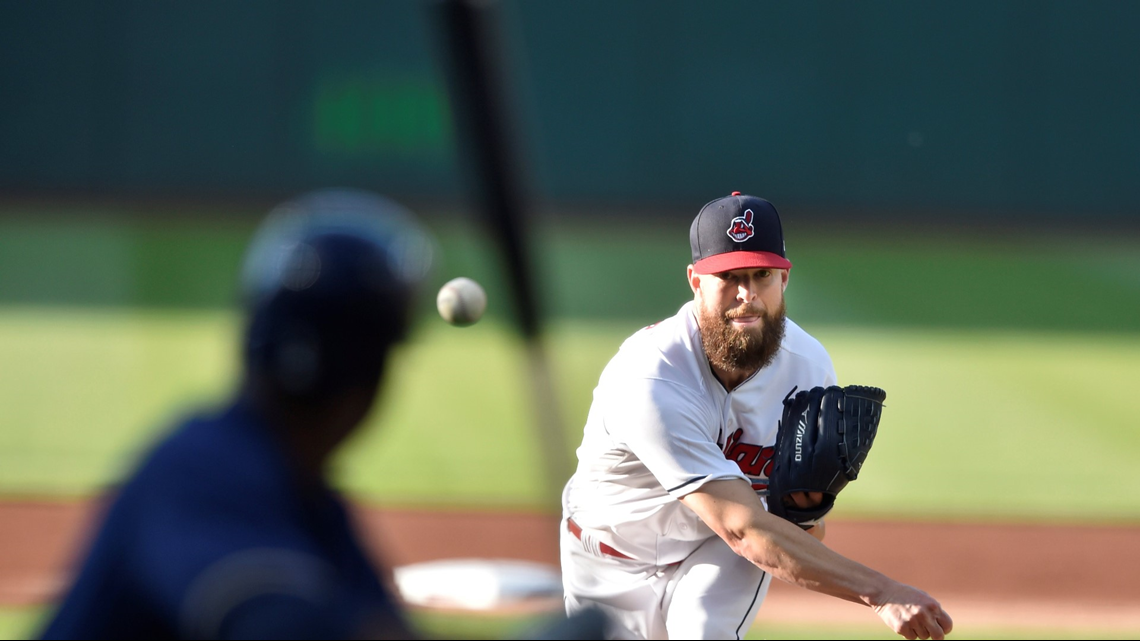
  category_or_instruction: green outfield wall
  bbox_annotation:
[1,1,1138,221]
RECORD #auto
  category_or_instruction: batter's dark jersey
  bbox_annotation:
[41,401,405,640]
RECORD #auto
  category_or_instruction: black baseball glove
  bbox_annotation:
[766,385,886,528]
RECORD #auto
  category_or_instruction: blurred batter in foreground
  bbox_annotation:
[560,192,953,640]
[42,190,435,640]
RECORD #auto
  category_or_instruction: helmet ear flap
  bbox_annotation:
[244,312,327,399]
[268,325,324,396]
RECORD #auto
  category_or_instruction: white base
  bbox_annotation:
[393,558,563,611]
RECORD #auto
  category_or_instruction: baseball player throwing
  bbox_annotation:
[560,192,953,640]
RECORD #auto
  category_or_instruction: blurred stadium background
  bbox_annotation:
[2,1,1139,639]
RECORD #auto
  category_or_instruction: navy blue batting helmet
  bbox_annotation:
[239,189,436,398]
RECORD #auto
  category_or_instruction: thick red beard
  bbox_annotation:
[698,298,787,374]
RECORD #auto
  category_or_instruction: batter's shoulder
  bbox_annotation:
[133,407,290,506]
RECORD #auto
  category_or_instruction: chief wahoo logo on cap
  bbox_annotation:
[726,209,755,242]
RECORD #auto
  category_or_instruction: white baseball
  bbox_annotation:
[436,277,487,327]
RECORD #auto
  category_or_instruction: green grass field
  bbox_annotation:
[3,309,1139,522]
[0,609,45,641]
[412,609,1140,640]
[6,605,1139,640]
[1,211,1139,639]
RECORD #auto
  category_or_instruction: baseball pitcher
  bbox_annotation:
[560,193,953,640]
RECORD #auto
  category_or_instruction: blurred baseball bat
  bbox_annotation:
[433,0,573,501]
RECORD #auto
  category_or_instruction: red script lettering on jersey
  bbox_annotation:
[723,428,774,491]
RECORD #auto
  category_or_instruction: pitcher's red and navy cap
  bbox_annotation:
[689,191,792,274]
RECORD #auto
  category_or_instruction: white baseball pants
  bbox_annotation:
[560,517,771,640]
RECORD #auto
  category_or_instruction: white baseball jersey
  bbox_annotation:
[561,301,837,566]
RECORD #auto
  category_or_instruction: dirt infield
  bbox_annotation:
[3,499,1140,631]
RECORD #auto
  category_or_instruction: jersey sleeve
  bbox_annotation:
[602,379,746,497]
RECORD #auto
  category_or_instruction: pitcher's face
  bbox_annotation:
[689,267,788,373]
